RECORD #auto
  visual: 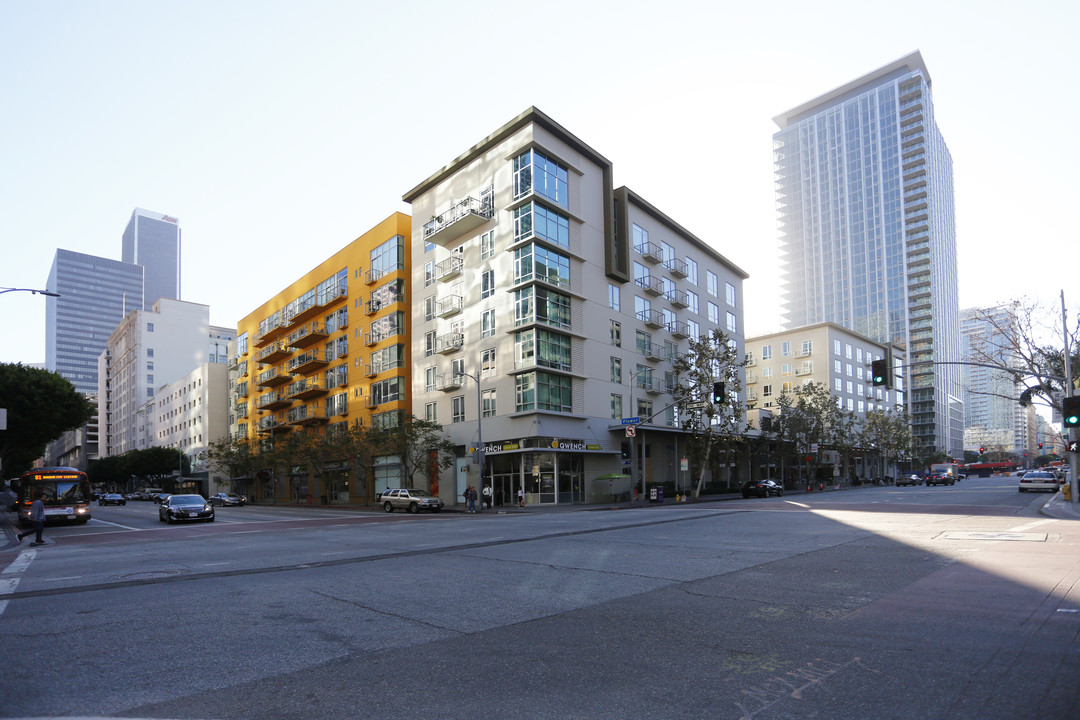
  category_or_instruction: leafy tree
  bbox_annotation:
[205,435,257,484]
[378,415,456,491]
[0,363,95,476]
[859,408,914,479]
[671,328,748,497]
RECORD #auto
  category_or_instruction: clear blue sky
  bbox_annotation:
[2,0,1077,368]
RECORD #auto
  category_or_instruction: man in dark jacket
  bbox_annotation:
[17,492,47,545]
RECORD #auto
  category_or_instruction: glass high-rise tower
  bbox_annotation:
[772,51,963,458]
[122,208,181,309]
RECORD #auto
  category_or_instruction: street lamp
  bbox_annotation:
[456,369,485,512]
[0,287,61,297]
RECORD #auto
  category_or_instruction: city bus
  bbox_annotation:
[16,466,92,527]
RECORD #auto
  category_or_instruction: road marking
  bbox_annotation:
[87,519,142,530]
[1007,519,1054,533]
[0,549,37,616]
[783,501,811,509]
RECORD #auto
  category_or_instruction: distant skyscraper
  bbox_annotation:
[122,208,181,309]
[46,249,144,395]
[773,51,963,458]
[961,304,1025,456]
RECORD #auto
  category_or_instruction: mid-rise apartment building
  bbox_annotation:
[773,51,963,458]
[232,212,411,504]
[98,298,216,456]
[745,323,906,479]
[403,107,748,506]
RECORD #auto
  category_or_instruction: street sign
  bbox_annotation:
[685,401,708,410]
[621,417,641,425]
[625,426,637,438]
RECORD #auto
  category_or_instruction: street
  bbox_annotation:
[2,476,1079,719]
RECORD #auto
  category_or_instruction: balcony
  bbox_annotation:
[288,349,328,374]
[257,341,291,365]
[646,379,666,395]
[287,378,327,401]
[256,366,292,388]
[423,196,494,246]
[634,240,663,264]
[283,297,321,329]
[668,320,690,338]
[635,275,664,297]
[365,330,395,347]
[257,416,289,434]
[438,373,464,391]
[237,361,248,377]
[435,333,464,354]
[668,288,689,308]
[227,356,239,370]
[665,257,688,277]
[436,295,463,317]
[638,309,666,329]
[254,319,286,347]
[256,391,292,412]
[366,264,403,285]
[288,321,329,349]
[287,405,327,426]
[434,255,464,282]
[639,342,664,361]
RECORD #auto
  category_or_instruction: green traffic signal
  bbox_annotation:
[1064,395,1080,428]
[871,359,887,386]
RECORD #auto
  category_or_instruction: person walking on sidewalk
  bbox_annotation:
[467,486,478,513]
[17,492,46,545]
[482,483,492,510]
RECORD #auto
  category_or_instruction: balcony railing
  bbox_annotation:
[256,366,292,388]
[665,257,688,277]
[436,295,463,317]
[668,320,690,338]
[639,342,664,361]
[256,391,292,411]
[287,405,327,426]
[635,275,664,297]
[287,321,329,349]
[257,341,291,364]
[288,349,328,374]
[638,309,666,329]
[438,372,464,391]
[668,288,689,308]
[434,255,464,282]
[435,333,464,354]
[634,240,664,263]
[286,378,327,400]
[423,196,494,246]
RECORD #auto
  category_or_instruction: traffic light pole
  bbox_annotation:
[1060,292,1078,505]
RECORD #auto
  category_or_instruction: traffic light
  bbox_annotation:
[712,381,725,404]
[871,359,887,387]
[1063,395,1080,428]
[979,447,985,454]
[1038,442,1043,450]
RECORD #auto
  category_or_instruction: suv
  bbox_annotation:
[381,488,444,513]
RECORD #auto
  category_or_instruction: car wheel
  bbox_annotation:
[778,489,784,497]
[408,503,419,514]
[1018,488,1024,492]
[208,516,215,522]
[383,501,394,513]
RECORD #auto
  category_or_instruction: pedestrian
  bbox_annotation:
[517,487,525,508]
[463,486,470,508]
[468,486,478,513]
[17,492,46,545]
[482,483,492,509]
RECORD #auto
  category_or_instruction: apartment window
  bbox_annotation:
[370,235,405,283]
[147,375,153,384]
[781,341,792,357]
[726,282,736,307]
[611,393,623,420]
[482,388,496,418]
[481,269,495,299]
[147,348,154,358]
[708,302,719,325]
[370,377,404,405]
[763,367,773,379]
[687,319,700,341]
[834,359,842,374]
[802,340,813,356]
[763,384,773,398]
[515,329,571,371]
[782,381,792,393]
[480,230,495,260]
[515,371,572,412]
[513,202,570,248]
[835,378,842,391]
[325,364,348,388]
[326,392,348,417]
[635,329,652,355]
[707,271,719,297]
[834,339,841,356]
[451,395,466,423]
[424,296,436,322]
[846,343,853,359]
[482,309,495,338]
[687,290,699,315]
[424,331,436,357]
[425,402,438,422]
[781,363,792,376]
[608,283,620,311]
[726,312,737,334]
[761,344,772,360]
[425,366,438,392]
[686,257,698,285]
[856,348,863,363]
[481,348,496,378]
[512,148,569,206]
[514,244,570,287]
[514,286,571,329]
[425,260,435,287]
[610,356,622,383]
[451,358,465,383]
[610,320,621,347]
[146,322,154,332]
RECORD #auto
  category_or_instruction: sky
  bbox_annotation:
[2,0,1077,370]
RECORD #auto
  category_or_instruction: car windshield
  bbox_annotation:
[409,490,433,498]
[171,495,206,506]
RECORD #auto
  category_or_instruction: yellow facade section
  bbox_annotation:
[234,212,411,444]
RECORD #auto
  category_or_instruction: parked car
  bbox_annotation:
[741,479,785,499]
[159,494,215,523]
[98,493,127,506]
[209,492,245,506]
[1018,471,1059,493]
[381,488,444,513]
[897,474,923,487]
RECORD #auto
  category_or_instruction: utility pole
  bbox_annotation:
[1062,292,1078,504]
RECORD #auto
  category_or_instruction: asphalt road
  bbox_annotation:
[2,476,1078,719]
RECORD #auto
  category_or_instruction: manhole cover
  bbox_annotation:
[940,531,1046,542]
[120,570,183,580]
